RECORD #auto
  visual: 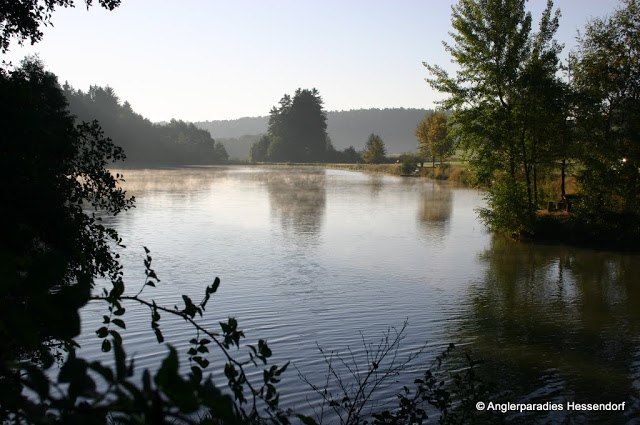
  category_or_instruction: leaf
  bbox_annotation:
[190,366,203,384]
[193,356,209,369]
[109,330,122,347]
[144,246,150,254]
[111,319,126,329]
[111,279,124,299]
[96,327,108,338]
[101,339,112,352]
[154,327,164,344]
[275,361,289,376]
[210,277,220,293]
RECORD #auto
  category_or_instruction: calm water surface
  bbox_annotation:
[78,166,640,424]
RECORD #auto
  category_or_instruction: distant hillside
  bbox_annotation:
[195,108,432,160]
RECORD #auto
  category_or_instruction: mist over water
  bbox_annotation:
[78,166,640,422]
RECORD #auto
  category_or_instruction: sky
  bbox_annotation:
[3,0,621,122]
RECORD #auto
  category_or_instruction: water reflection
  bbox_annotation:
[367,175,384,197]
[462,236,640,423]
[111,167,228,195]
[265,168,326,238]
[417,183,453,239]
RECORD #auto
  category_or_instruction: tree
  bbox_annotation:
[362,133,387,164]
[571,0,640,219]
[425,0,563,234]
[253,88,330,162]
[0,57,131,416]
[1,58,295,425]
[416,112,452,167]
[250,134,271,162]
[0,0,121,53]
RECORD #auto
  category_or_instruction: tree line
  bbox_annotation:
[64,83,229,165]
[425,0,640,247]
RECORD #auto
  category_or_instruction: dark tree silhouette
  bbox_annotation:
[0,56,132,396]
[0,0,121,53]
[64,83,228,165]
[252,88,330,162]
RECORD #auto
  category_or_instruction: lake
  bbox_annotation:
[78,166,640,424]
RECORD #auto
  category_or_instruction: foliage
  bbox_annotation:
[299,323,492,425]
[0,57,133,370]
[6,248,293,424]
[362,134,387,164]
[570,0,640,219]
[63,84,228,165]
[425,0,565,234]
[398,153,420,175]
[197,109,435,156]
[250,134,271,162]
[0,0,121,53]
[250,88,330,162]
[373,346,493,425]
[416,112,453,166]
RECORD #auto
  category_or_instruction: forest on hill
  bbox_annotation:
[64,84,229,165]
[195,108,432,160]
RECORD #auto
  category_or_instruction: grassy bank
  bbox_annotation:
[324,162,475,186]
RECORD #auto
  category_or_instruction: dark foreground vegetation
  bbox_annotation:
[1,0,638,424]
[0,1,490,424]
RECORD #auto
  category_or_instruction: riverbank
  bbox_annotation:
[320,163,638,251]
[324,162,475,186]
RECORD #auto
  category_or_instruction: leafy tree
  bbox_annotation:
[425,0,563,234]
[340,146,361,163]
[0,57,131,418]
[250,134,271,162]
[571,0,640,219]
[362,133,387,164]
[0,0,121,53]
[251,88,330,162]
[416,112,452,167]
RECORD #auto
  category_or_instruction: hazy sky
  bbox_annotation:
[4,0,620,122]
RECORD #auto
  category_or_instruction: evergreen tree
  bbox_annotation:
[362,133,387,164]
[255,88,329,162]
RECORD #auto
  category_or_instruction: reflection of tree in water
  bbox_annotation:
[417,184,452,239]
[112,167,229,195]
[266,168,326,237]
[367,174,384,197]
[460,235,640,422]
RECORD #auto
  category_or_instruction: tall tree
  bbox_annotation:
[362,133,387,164]
[571,0,640,217]
[425,0,563,233]
[0,57,132,383]
[257,88,329,162]
[416,112,452,167]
